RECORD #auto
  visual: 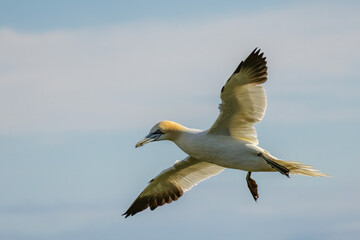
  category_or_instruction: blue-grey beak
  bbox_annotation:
[135,132,162,148]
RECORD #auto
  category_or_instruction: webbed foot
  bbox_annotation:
[246,172,259,202]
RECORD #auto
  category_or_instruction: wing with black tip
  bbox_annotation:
[208,48,268,145]
[123,157,224,217]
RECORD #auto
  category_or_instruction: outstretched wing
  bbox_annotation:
[208,48,268,145]
[123,157,224,217]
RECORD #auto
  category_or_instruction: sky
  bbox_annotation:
[0,1,360,239]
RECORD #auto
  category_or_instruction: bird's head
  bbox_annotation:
[135,121,185,148]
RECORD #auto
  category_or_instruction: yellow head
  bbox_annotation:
[135,121,186,148]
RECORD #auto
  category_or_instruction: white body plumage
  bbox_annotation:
[175,129,273,172]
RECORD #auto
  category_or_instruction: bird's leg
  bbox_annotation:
[258,152,290,177]
[246,172,259,202]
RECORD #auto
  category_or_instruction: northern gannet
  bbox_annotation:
[123,48,329,218]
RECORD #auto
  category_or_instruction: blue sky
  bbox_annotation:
[0,0,324,31]
[1,1,360,239]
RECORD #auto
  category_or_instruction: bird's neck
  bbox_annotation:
[172,127,204,153]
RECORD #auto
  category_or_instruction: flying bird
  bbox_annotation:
[123,48,329,218]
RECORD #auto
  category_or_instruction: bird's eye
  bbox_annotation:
[154,129,163,134]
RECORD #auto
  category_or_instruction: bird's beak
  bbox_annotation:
[135,133,162,148]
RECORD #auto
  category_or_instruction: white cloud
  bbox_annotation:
[0,3,359,134]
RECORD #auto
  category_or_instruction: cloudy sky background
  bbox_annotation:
[0,1,359,239]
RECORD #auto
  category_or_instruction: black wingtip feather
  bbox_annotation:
[123,183,184,218]
[219,48,267,93]
[233,48,265,73]
[232,47,267,83]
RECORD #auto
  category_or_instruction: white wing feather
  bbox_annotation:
[123,157,224,217]
[208,48,268,145]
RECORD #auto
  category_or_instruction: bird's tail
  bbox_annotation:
[271,159,330,177]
